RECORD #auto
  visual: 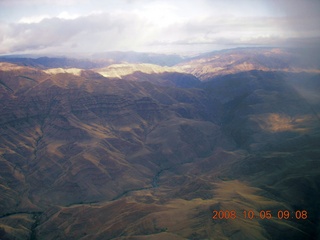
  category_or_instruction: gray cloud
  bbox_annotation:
[0,0,88,6]
[0,0,319,54]
[0,11,151,53]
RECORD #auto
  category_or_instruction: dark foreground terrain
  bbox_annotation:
[0,48,319,239]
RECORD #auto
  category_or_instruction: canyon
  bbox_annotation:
[0,48,319,240]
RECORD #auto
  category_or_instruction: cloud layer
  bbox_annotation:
[0,0,319,55]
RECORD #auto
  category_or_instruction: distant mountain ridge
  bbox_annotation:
[0,56,111,69]
[0,51,184,69]
[177,47,320,80]
[2,47,319,81]
[91,51,184,66]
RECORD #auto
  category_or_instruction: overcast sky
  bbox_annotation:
[0,0,319,55]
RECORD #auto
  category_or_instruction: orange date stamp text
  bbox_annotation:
[212,210,308,220]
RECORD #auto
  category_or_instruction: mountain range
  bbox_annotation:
[0,47,319,240]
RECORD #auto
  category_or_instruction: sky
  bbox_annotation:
[0,0,319,55]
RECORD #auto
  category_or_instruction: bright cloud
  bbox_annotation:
[18,15,51,24]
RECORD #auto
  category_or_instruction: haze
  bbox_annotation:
[0,0,320,55]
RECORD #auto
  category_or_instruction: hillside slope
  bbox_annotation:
[0,48,319,239]
[177,48,320,80]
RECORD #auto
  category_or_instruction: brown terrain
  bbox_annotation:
[0,48,319,239]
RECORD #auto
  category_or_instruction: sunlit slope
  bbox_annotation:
[177,48,320,81]
[95,63,183,78]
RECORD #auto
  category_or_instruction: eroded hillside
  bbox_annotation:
[0,48,319,240]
